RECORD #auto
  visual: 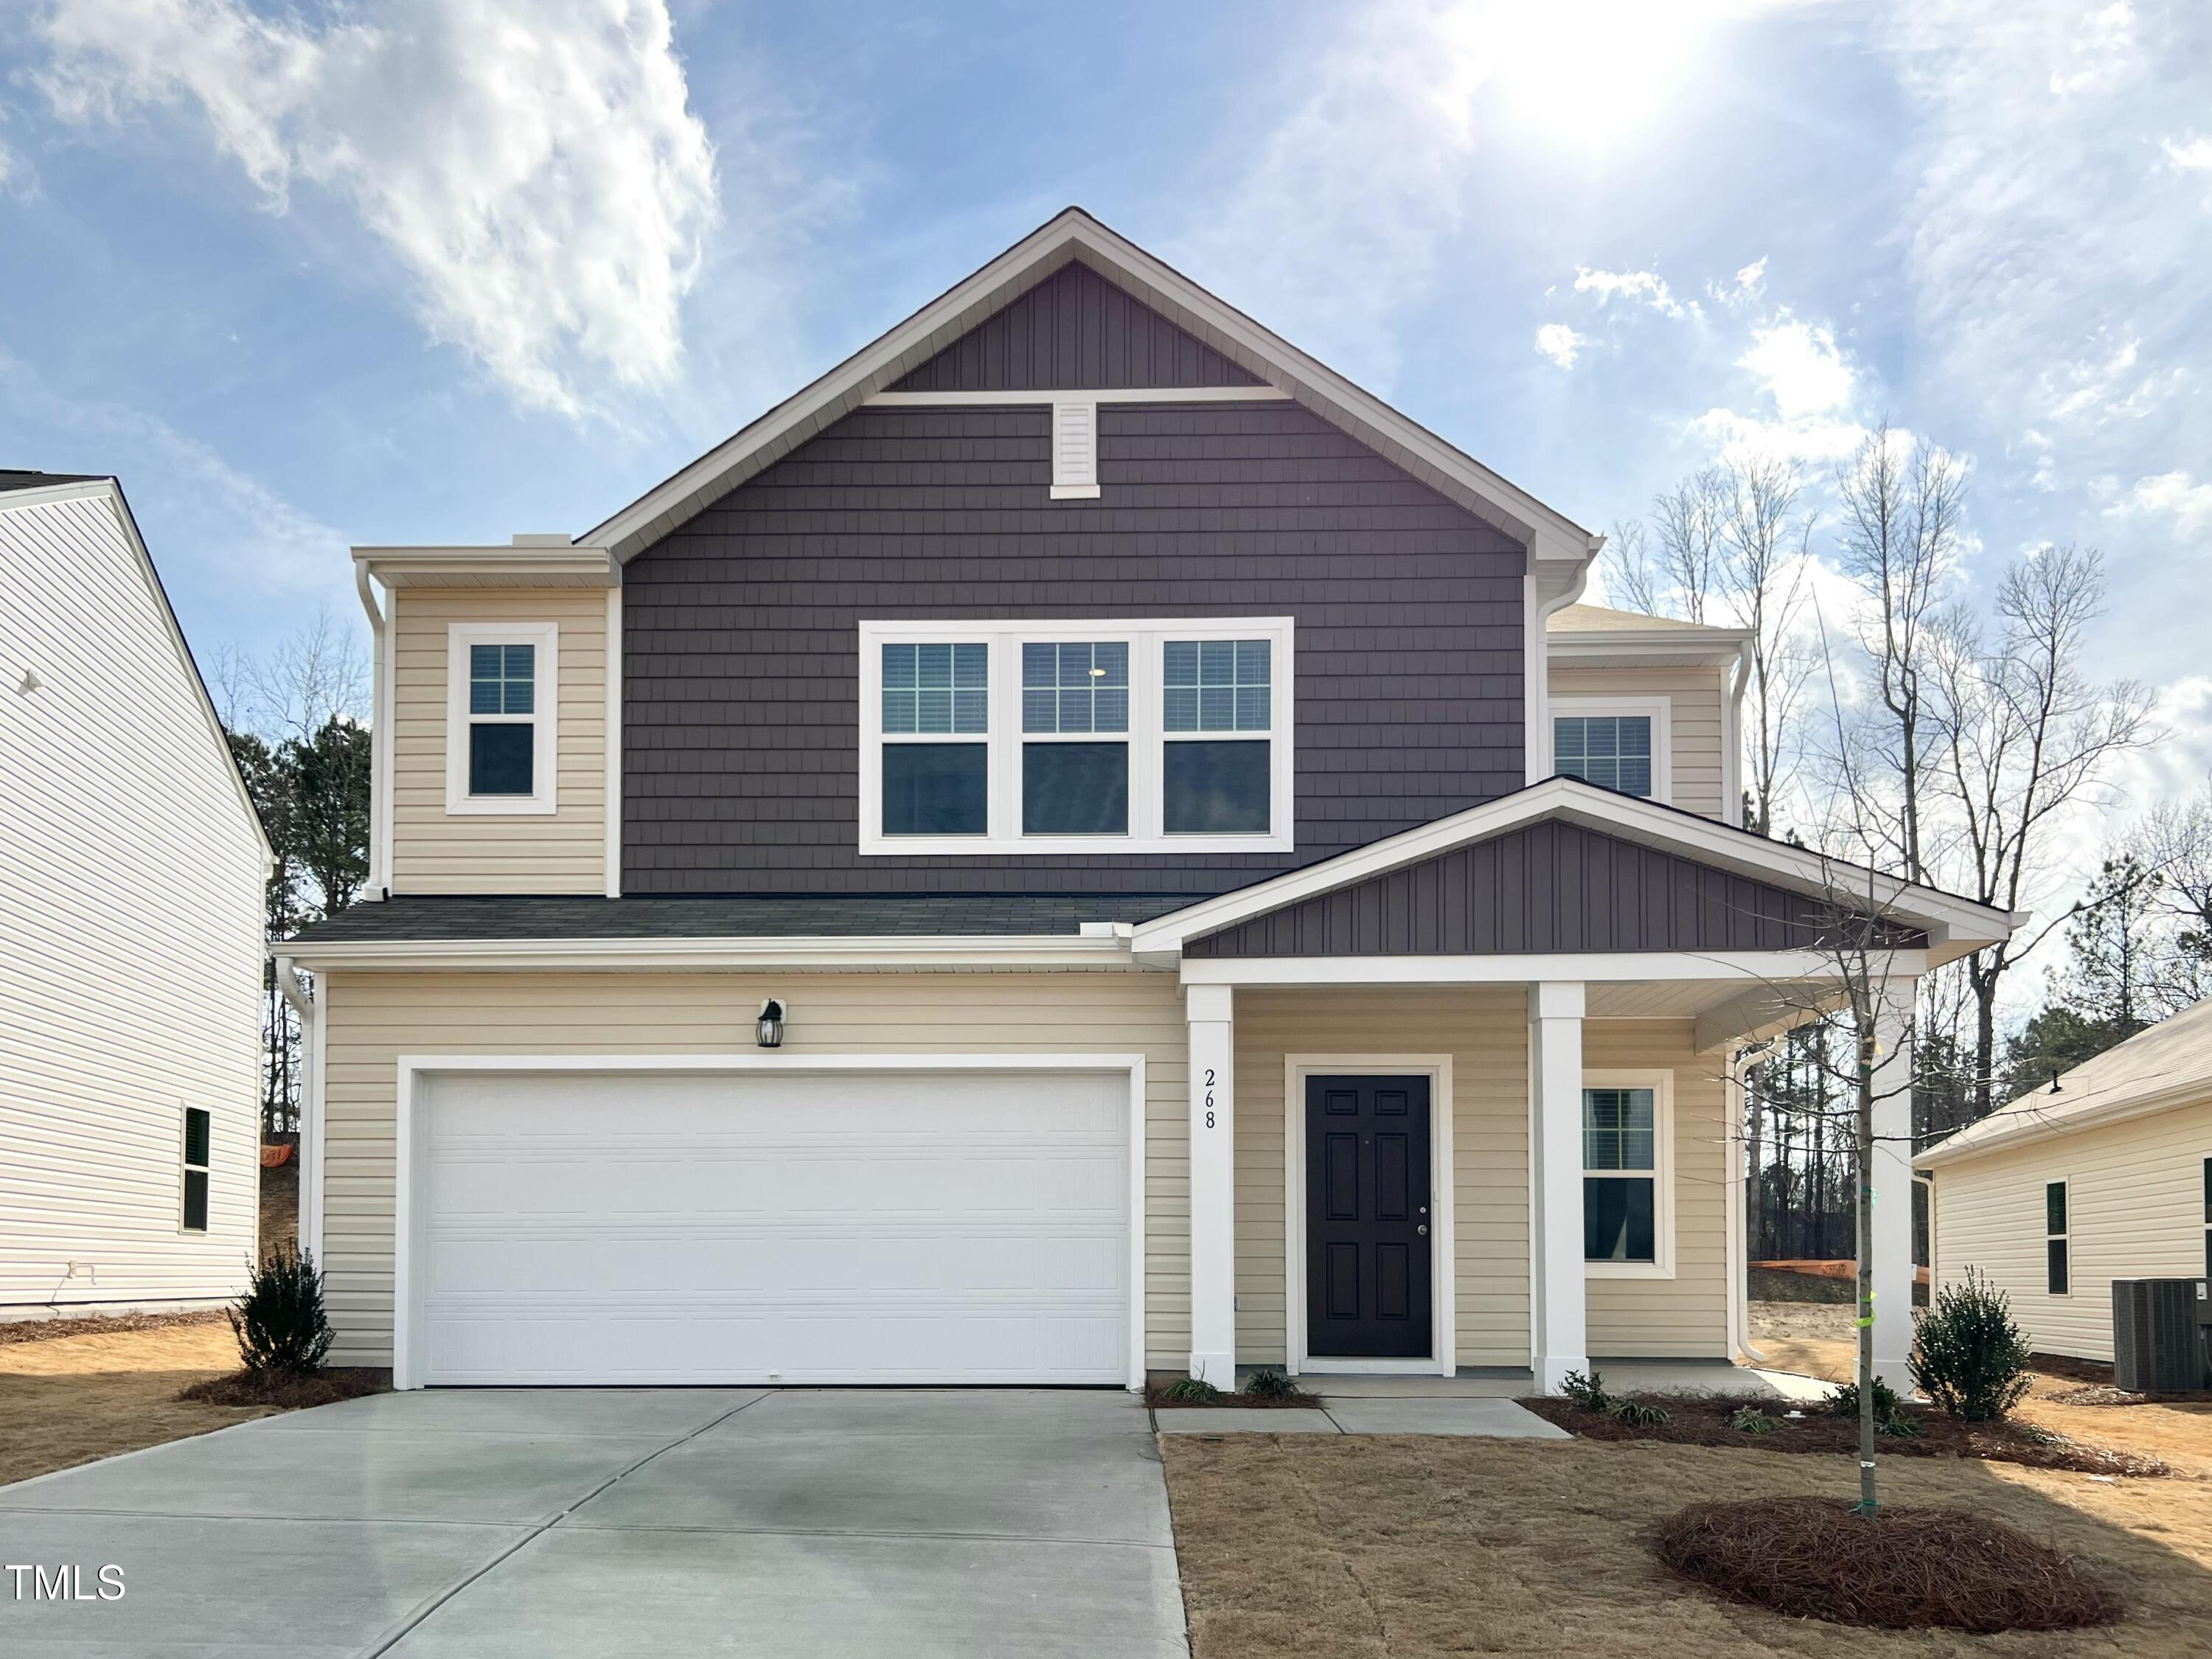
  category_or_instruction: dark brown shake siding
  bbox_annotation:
[620,269,1527,897]
[1184,821,1930,957]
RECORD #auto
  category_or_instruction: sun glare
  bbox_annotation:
[1456,0,1741,148]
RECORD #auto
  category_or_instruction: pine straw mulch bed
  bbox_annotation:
[0,1309,229,1346]
[178,1367,390,1409]
[1655,1496,2117,1632]
[1143,1377,1326,1410]
[1520,1394,2169,1478]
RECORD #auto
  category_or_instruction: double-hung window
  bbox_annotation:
[2203,1158,2211,1281]
[858,617,1293,855]
[1581,1071,1674,1276]
[181,1107,210,1233]
[1551,698,1669,802]
[2046,1180,2070,1295]
[445,622,558,814]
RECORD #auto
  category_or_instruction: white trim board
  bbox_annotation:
[866,386,1292,406]
[1283,1055,1455,1377]
[1581,1068,1677,1281]
[391,1051,1149,1393]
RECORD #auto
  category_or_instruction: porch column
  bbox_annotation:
[1528,981,1588,1394]
[1868,982,1916,1393]
[1186,984,1237,1388]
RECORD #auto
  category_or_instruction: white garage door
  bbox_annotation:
[411,1068,1130,1387]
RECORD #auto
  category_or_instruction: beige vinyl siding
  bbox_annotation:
[1584,1020,1730,1357]
[316,969,1189,1368]
[390,588,606,893]
[1929,1099,2212,1361]
[1550,665,1729,821]
[0,491,266,1308]
[1232,987,1533,1367]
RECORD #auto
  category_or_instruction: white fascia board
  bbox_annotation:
[1913,1080,2210,1170]
[582,207,1597,571]
[1130,776,2016,959]
[352,546,619,588]
[1180,950,1927,987]
[283,933,1141,973]
[1546,630,1751,668]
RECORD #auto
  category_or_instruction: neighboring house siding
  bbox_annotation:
[1929,1100,2212,1362]
[888,259,1265,391]
[1185,821,1924,957]
[1226,994,1726,1366]
[1549,664,1729,821]
[622,400,1528,895]
[315,969,1191,1368]
[390,588,607,894]
[0,492,265,1308]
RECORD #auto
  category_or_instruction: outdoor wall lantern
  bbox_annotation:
[757,998,786,1048]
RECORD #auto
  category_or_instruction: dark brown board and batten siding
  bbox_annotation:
[623,380,1528,892]
[888,260,1264,392]
[1184,821,1930,957]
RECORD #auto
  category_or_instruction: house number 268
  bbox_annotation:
[1203,1069,1217,1129]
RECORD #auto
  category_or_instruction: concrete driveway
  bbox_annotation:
[0,1388,1186,1658]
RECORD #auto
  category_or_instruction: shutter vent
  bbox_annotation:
[1050,400,1099,499]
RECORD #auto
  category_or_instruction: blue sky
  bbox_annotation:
[2,0,2208,804]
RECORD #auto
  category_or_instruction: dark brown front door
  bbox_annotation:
[1305,1075,1433,1359]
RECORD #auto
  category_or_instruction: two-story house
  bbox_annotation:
[284,210,2014,1393]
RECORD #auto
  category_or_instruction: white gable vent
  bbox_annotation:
[1050,399,1100,499]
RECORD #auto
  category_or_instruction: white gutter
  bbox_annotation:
[283,932,1142,974]
[1724,636,1752,830]
[1525,539,1597,783]
[355,563,392,900]
[272,956,324,1265]
[1913,1075,2212,1169]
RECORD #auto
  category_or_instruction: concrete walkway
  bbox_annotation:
[0,1388,1186,1658]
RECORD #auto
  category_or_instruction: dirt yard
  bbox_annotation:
[1162,1434,2212,1658]
[0,1317,285,1486]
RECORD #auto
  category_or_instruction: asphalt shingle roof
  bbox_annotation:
[288,893,1206,944]
[0,470,105,493]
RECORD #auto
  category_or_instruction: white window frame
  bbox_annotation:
[1582,1068,1675,1280]
[857,616,1295,856]
[2045,1178,2070,1297]
[445,622,559,815]
[1549,696,1672,806]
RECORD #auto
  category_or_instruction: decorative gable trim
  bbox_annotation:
[581,207,1597,569]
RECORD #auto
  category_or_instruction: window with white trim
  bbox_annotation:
[858,617,1293,855]
[1582,1071,1674,1276]
[446,622,559,814]
[2202,1158,2211,1281]
[181,1107,210,1233]
[1551,697,1671,803]
[2046,1180,2070,1295]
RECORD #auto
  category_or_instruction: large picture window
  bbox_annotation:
[858,617,1293,855]
[1581,1071,1674,1278]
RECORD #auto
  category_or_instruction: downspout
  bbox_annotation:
[1725,637,1753,832]
[1525,535,1599,784]
[355,562,392,900]
[273,956,323,1264]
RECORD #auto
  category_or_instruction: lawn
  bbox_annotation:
[1161,1434,2212,1658]
[0,1315,280,1486]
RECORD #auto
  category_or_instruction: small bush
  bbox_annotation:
[1727,1406,1780,1434]
[1164,1375,1222,1405]
[1559,1369,1613,1412]
[1612,1399,1672,1429]
[1243,1366,1304,1400]
[1831,1377,1924,1437]
[228,1246,333,1375]
[1913,1270,2033,1422]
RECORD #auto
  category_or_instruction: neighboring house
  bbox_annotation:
[1,470,271,1315]
[1916,998,2212,1363]
[284,209,2015,1392]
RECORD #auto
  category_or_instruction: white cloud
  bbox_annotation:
[1534,324,1586,369]
[2109,469,2212,536]
[2165,133,2212,171]
[33,0,720,417]
[1737,315,1854,420]
[1573,265,1687,318]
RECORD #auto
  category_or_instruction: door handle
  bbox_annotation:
[1416,1224,1428,1236]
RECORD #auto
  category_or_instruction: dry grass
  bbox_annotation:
[0,1321,386,1486]
[1161,1434,2212,1658]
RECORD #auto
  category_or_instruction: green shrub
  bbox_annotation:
[1726,1406,1779,1434]
[229,1246,332,1375]
[1610,1399,1671,1429]
[1164,1376,1222,1405]
[1559,1369,1613,1412]
[1829,1376,1923,1436]
[1912,1270,2033,1422]
[1243,1366,1304,1400]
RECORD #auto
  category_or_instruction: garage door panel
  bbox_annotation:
[414,1069,1130,1385]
